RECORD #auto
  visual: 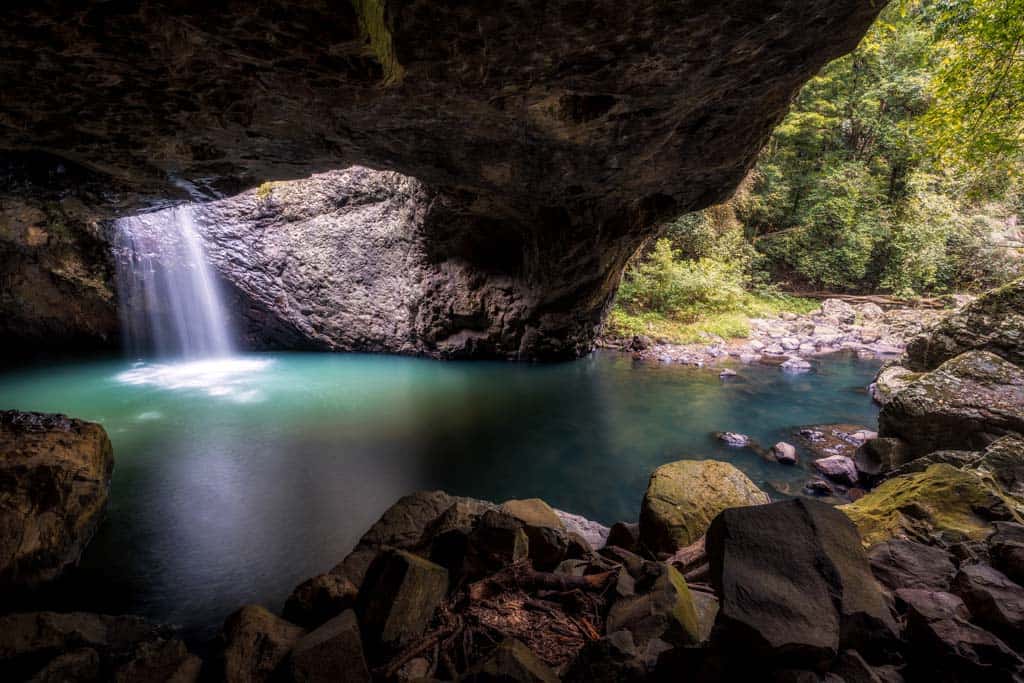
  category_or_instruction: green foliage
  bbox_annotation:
[744,2,1022,294]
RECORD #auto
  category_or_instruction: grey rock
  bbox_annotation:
[953,563,1024,650]
[867,539,957,592]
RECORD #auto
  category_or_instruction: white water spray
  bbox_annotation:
[113,205,233,359]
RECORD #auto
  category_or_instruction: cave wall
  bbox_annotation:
[0,0,886,359]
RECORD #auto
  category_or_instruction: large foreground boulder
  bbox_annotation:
[706,499,897,666]
[219,605,305,683]
[906,277,1024,371]
[0,410,113,587]
[878,351,1024,457]
[639,460,769,555]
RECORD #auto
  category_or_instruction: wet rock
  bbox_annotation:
[467,638,559,683]
[953,564,1024,650]
[719,368,737,379]
[781,357,812,373]
[820,299,857,324]
[289,610,370,683]
[606,563,701,649]
[771,442,798,465]
[283,573,358,630]
[639,460,769,554]
[840,464,1010,548]
[501,499,568,569]
[630,335,653,351]
[804,477,836,497]
[220,605,305,683]
[356,550,448,656]
[797,424,870,459]
[867,539,957,592]
[0,410,114,587]
[607,522,641,554]
[879,351,1024,457]
[554,509,608,550]
[706,499,897,664]
[897,588,1023,681]
[813,455,859,486]
[906,277,1024,371]
[714,431,750,447]
[989,522,1024,585]
[854,438,912,482]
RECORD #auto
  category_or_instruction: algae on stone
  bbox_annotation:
[840,464,1014,547]
[639,459,769,554]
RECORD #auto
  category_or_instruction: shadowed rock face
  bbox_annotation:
[0,0,883,358]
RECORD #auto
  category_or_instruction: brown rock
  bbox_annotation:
[220,605,305,683]
[289,610,370,683]
[283,573,358,630]
[0,410,113,587]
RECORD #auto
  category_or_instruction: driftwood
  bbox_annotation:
[467,562,615,602]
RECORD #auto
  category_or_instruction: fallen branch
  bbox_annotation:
[467,563,615,601]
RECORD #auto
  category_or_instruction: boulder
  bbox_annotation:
[500,499,568,569]
[465,509,530,578]
[338,490,491,587]
[884,449,981,479]
[606,523,641,554]
[989,522,1024,585]
[813,455,859,486]
[554,509,608,550]
[896,588,1023,681]
[706,499,897,665]
[605,563,701,649]
[869,365,919,406]
[953,564,1024,650]
[640,460,769,554]
[878,351,1024,457]
[856,302,885,321]
[465,639,559,683]
[289,610,370,683]
[820,299,857,324]
[0,612,193,683]
[905,277,1024,371]
[0,410,114,587]
[971,435,1024,504]
[867,539,957,592]
[25,648,100,683]
[840,464,1011,548]
[771,442,798,465]
[797,424,871,459]
[220,605,305,683]
[854,438,913,482]
[356,549,448,656]
[283,572,358,630]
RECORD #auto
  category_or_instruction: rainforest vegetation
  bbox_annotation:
[611,0,1024,341]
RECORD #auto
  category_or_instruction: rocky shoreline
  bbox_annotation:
[606,297,960,370]
[1,279,1022,681]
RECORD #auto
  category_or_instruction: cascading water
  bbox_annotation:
[113,205,233,359]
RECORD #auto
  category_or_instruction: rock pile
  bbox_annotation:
[625,298,952,369]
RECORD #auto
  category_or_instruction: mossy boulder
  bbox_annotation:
[605,563,701,649]
[639,460,769,554]
[906,277,1024,371]
[840,464,1014,548]
[878,351,1024,457]
[869,364,921,406]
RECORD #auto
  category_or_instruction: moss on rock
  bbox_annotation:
[840,464,1015,547]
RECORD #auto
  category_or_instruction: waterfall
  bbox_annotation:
[113,205,233,359]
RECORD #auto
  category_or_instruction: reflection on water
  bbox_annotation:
[0,350,881,638]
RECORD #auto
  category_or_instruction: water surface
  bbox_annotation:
[0,350,880,638]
